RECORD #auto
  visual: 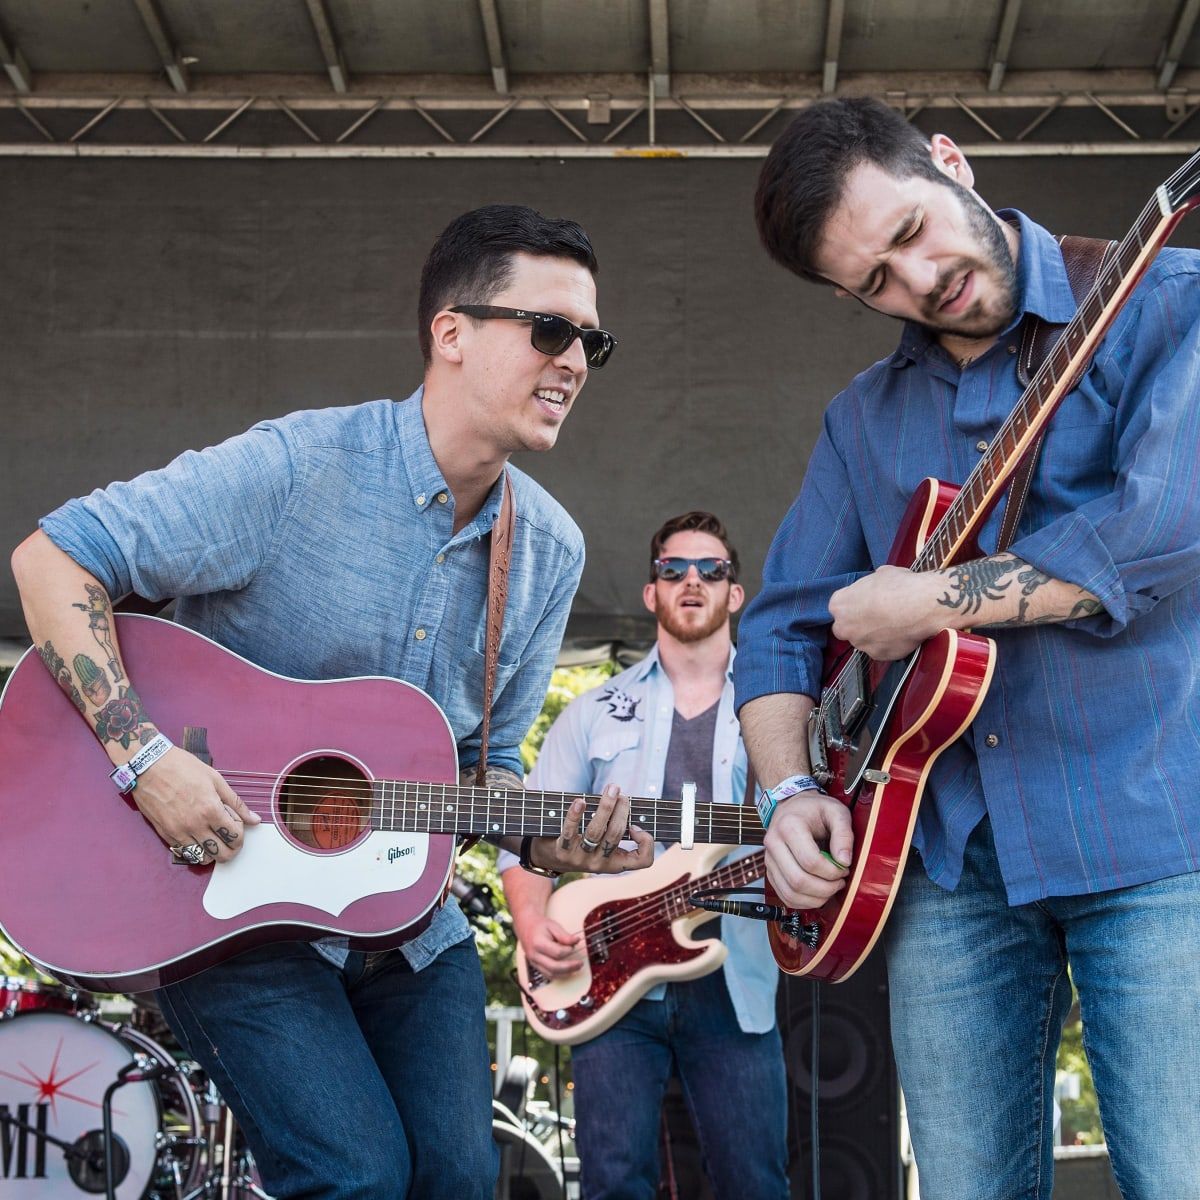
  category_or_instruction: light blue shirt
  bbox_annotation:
[501,646,779,1033]
[42,389,585,970]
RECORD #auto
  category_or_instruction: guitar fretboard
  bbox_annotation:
[664,850,768,920]
[369,780,766,847]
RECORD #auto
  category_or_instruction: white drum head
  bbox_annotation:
[0,1011,159,1197]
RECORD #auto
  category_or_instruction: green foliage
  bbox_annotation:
[1057,989,1102,1144]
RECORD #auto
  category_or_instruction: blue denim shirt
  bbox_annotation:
[42,389,585,969]
[735,211,1200,905]
[500,646,779,1033]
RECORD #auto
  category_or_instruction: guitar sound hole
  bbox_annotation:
[280,755,372,853]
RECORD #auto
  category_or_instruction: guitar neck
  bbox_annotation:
[369,780,766,847]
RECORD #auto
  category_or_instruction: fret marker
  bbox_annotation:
[492,823,500,832]
[418,803,427,811]
[492,790,503,798]
[445,804,454,812]
[548,810,556,818]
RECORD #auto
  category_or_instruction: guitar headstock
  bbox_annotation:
[1164,145,1200,214]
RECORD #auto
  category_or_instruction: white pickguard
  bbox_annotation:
[202,824,430,919]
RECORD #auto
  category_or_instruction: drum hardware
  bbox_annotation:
[103,1056,174,1199]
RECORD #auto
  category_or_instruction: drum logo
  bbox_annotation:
[0,1102,49,1179]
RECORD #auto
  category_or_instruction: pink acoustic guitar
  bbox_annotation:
[515,842,765,1045]
[771,148,1200,983]
[0,615,765,994]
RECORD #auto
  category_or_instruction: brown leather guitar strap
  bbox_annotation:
[997,235,1116,552]
[475,468,516,789]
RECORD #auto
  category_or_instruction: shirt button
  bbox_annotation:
[1007,344,1017,354]
[416,493,426,506]
[976,440,989,453]
[414,628,427,641]
[435,553,445,564]
[984,733,1000,748]
[437,492,449,504]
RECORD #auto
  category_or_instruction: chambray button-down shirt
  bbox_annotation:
[500,646,779,1033]
[43,389,584,968]
[735,211,1200,905]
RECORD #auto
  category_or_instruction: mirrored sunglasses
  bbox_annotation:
[450,305,617,369]
[652,557,734,583]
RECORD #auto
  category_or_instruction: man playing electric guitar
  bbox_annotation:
[501,512,788,1200]
[736,98,1200,1199]
[11,205,653,1200]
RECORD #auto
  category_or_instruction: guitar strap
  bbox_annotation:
[475,468,516,788]
[996,235,1116,552]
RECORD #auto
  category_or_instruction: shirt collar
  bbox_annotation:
[396,386,451,513]
[890,208,1072,368]
[628,642,736,684]
[396,386,507,531]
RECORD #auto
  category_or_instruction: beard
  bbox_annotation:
[919,183,1018,340]
[657,590,731,644]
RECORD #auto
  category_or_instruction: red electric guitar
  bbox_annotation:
[516,843,765,1045]
[772,150,1200,983]
[0,615,764,993]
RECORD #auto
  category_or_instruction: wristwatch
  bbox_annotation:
[518,834,561,879]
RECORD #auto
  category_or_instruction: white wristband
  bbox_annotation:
[755,773,825,829]
[110,733,173,795]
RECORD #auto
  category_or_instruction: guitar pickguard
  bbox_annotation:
[203,825,430,920]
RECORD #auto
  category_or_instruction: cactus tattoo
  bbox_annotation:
[73,653,111,705]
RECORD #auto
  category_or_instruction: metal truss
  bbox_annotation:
[2,81,1199,157]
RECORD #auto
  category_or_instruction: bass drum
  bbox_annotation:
[0,1010,204,1198]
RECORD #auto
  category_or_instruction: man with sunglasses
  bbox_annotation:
[500,511,789,1200]
[12,203,646,1200]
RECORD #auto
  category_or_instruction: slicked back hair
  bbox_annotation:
[418,204,598,364]
[755,97,956,284]
[649,511,740,582]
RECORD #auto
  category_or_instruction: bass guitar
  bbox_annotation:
[0,614,763,993]
[773,149,1200,983]
[515,842,765,1044]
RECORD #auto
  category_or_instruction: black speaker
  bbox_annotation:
[777,953,902,1200]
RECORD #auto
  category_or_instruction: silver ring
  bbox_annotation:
[180,843,206,865]
[580,834,601,853]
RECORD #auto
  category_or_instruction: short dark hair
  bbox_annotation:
[755,97,954,284]
[417,204,599,363]
[649,511,740,582]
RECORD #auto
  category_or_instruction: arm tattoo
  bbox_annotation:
[38,641,86,714]
[93,684,154,750]
[937,559,1012,615]
[459,764,524,791]
[71,583,123,683]
[73,653,111,705]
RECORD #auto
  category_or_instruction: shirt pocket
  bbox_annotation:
[588,724,643,768]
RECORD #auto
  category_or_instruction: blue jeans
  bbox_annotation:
[884,818,1200,1200]
[570,967,789,1200]
[157,936,498,1199]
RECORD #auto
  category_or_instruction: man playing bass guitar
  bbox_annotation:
[736,98,1200,1199]
[501,511,788,1200]
[11,205,653,1200]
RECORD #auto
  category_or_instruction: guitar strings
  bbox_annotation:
[525,853,769,960]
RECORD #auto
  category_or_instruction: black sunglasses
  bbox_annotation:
[652,557,734,583]
[450,305,617,369]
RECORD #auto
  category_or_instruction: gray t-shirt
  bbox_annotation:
[661,698,719,812]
